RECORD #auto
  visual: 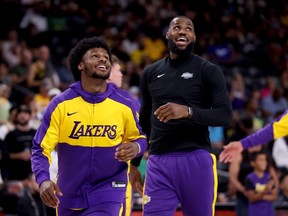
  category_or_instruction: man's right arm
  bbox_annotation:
[241,109,288,149]
[220,109,288,163]
[31,102,59,186]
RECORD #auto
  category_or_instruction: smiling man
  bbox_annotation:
[129,16,232,216]
[31,37,147,216]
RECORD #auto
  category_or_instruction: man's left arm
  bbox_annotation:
[190,63,232,127]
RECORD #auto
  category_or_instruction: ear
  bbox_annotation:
[165,32,169,39]
[78,62,84,71]
[193,34,196,42]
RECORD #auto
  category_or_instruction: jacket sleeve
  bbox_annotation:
[122,97,148,157]
[31,101,60,186]
[241,110,288,149]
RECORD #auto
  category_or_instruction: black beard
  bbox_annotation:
[168,39,194,56]
[91,73,110,80]
[85,65,110,80]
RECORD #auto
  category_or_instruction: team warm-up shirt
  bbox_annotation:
[132,53,232,162]
[241,109,288,149]
[31,82,147,209]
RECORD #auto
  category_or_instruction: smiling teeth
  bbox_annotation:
[177,37,187,41]
[97,65,106,69]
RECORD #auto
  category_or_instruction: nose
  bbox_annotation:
[98,56,107,63]
[178,27,186,35]
[179,29,186,35]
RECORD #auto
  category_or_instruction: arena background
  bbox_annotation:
[0,0,288,215]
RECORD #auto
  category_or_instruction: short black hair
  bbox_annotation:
[16,105,31,115]
[169,16,194,30]
[68,36,112,81]
[250,150,267,162]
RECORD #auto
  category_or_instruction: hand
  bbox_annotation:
[129,165,143,195]
[219,141,243,163]
[154,102,189,122]
[115,142,139,162]
[21,149,31,161]
[39,180,63,208]
[265,179,274,193]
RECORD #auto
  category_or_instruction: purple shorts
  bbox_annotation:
[143,149,217,216]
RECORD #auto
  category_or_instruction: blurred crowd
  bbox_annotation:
[0,0,288,215]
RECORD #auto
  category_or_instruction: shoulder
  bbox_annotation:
[143,57,167,73]
[116,88,135,101]
[197,57,225,83]
[44,88,77,116]
[246,172,255,180]
[111,88,139,111]
[200,58,222,73]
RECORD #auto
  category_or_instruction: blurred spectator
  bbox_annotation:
[261,87,288,123]
[0,174,53,216]
[205,33,235,65]
[122,61,141,89]
[0,83,12,124]
[9,48,34,105]
[278,172,288,203]
[240,91,264,131]
[130,34,151,67]
[0,106,17,185]
[55,56,74,91]
[272,137,288,172]
[121,30,140,55]
[1,29,21,68]
[107,54,123,88]
[2,105,36,182]
[260,76,278,99]
[0,105,17,141]
[244,150,278,216]
[27,45,59,93]
[29,80,52,121]
[129,86,141,105]
[229,71,246,111]
[0,180,24,215]
[19,1,48,34]
[0,61,12,88]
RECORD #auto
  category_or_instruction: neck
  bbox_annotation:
[169,51,178,60]
[169,51,192,60]
[81,77,107,93]
[16,124,30,131]
[254,170,264,178]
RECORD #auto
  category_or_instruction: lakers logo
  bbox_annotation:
[255,183,266,192]
[143,195,151,205]
[69,121,117,139]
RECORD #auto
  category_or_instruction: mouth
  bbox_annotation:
[175,37,189,46]
[96,65,108,71]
